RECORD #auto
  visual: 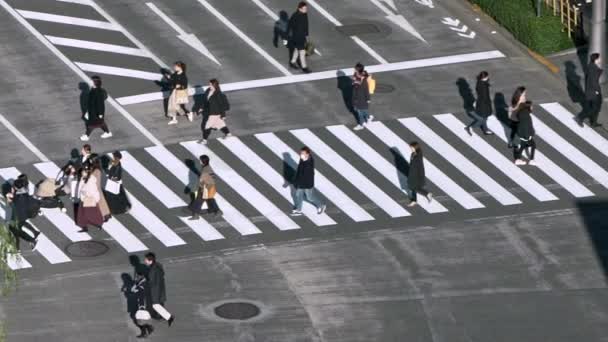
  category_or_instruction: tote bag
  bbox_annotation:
[104,179,121,195]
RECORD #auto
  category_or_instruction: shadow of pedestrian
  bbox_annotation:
[578,199,608,281]
[337,70,357,121]
[493,92,512,141]
[184,159,200,199]
[78,82,90,119]
[281,152,297,197]
[120,273,138,319]
[273,10,289,48]
[389,147,409,191]
[456,78,475,118]
[155,68,173,117]
[565,61,586,106]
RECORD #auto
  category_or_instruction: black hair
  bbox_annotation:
[82,144,92,153]
[209,78,221,92]
[355,63,365,73]
[175,61,186,73]
[590,53,600,64]
[112,151,122,160]
[477,71,489,81]
[199,155,210,166]
[511,86,526,108]
[13,179,25,190]
[91,75,102,88]
[298,1,307,9]
[409,141,422,155]
[300,146,311,155]
[144,252,156,263]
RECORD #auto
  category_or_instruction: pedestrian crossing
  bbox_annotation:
[3,103,608,270]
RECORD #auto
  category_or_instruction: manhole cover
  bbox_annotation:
[214,302,261,320]
[65,241,109,257]
[374,83,396,93]
[337,23,381,36]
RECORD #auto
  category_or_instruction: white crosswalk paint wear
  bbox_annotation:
[256,133,374,222]
[16,10,120,31]
[486,116,593,198]
[435,114,558,202]
[291,129,410,217]
[326,125,448,213]
[366,122,485,209]
[220,137,336,226]
[181,141,300,231]
[145,146,262,236]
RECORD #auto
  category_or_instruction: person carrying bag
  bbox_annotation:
[188,155,221,220]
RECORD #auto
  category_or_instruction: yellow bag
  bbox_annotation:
[367,75,376,95]
[203,184,216,199]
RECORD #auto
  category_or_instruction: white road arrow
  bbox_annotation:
[441,17,460,26]
[458,31,476,39]
[450,25,469,33]
[387,14,427,43]
[415,0,435,8]
[146,2,220,65]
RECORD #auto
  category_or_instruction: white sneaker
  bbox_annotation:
[101,132,112,139]
[515,159,527,165]
[317,204,326,215]
[168,119,178,125]
[290,210,303,216]
[528,160,538,166]
[61,207,67,213]
[222,133,233,139]
[80,134,89,141]
[187,112,193,122]
[426,193,433,203]
[353,125,364,131]
[368,115,375,122]
[197,139,208,145]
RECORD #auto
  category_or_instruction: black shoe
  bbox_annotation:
[302,68,312,74]
[575,116,584,127]
[591,122,603,128]
[136,330,148,339]
[78,228,88,233]
[464,126,472,136]
[215,210,223,216]
[188,215,200,221]
[289,62,299,69]
[147,326,154,336]
[168,315,175,327]
[33,230,41,239]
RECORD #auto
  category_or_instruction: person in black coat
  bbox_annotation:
[288,2,311,73]
[197,79,232,144]
[144,253,175,326]
[407,142,433,207]
[6,178,40,251]
[290,146,326,216]
[103,151,131,215]
[465,71,494,135]
[81,76,112,141]
[513,101,538,166]
[165,61,192,125]
[578,53,604,127]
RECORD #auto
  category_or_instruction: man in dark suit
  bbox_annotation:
[144,253,175,327]
[578,53,604,127]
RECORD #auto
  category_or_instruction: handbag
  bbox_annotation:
[175,89,189,105]
[135,307,151,321]
[104,179,121,195]
[305,41,315,56]
[202,184,216,199]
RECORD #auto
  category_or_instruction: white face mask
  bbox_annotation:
[300,153,308,160]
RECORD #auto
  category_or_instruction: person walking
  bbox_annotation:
[513,101,538,166]
[144,253,175,327]
[87,155,112,222]
[465,71,494,135]
[104,151,131,215]
[188,155,221,219]
[407,142,433,207]
[5,179,39,252]
[288,2,311,73]
[80,76,112,141]
[290,147,326,216]
[578,53,604,127]
[507,86,527,148]
[197,79,232,145]
[76,166,104,232]
[352,63,374,130]
[165,61,192,125]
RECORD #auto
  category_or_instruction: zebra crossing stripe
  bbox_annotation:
[435,114,558,202]
[6,254,31,270]
[291,129,410,217]
[45,36,150,57]
[220,137,337,226]
[178,217,224,241]
[16,10,120,31]
[255,133,374,222]
[366,122,485,209]
[74,63,162,81]
[486,116,594,198]
[532,115,608,190]
[120,151,186,209]
[145,146,262,236]
[326,125,448,213]
[541,103,608,159]
[125,193,186,247]
[181,141,299,231]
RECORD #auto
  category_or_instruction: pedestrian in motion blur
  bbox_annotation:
[513,100,538,166]
[197,79,232,145]
[465,71,494,135]
[4,178,40,252]
[577,53,604,127]
[407,142,433,207]
[507,86,527,148]
[104,151,131,215]
[352,63,374,130]
[165,61,193,125]
[188,155,221,219]
[144,252,175,327]
[75,166,104,232]
[81,76,112,141]
[290,146,326,216]
[288,2,311,73]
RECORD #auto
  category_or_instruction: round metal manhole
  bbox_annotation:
[65,241,109,257]
[214,302,261,320]
[374,83,396,94]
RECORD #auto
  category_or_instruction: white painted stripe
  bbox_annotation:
[435,114,558,202]
[291,129,410,217]
[126,193,186,247]
[486,116,593,198]
[255,133,374,221]
[7,254,32,270]
[400,117,521,205]
[74,63,162,80]
[0,114,49,162]
[115,50,506,105]
[56,0,94,5]
[220,137,336,226]
[145,146,262,236]
[178,217,224,241]
[366,122,485,209]
[181,141,299,231]
[45,35,149,57]
[326,125,448,213]
[541,102,608,159]
[306,0,342,26]
[120,151,186,209]
[350,36,389,64]
[16,9,119,30]
[145,3,186,35]
[196,0,291,76]
[532,114,608,189]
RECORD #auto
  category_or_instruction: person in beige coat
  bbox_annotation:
[87,154,111,221]
[188,155,221,219]
[76,167,104,232]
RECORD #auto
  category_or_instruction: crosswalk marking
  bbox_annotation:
[219,137,337,226]
[7,254,32,270]
[74,63,162,81]
[126,194,186,247]
[486,116,594,198]
[45,36,150,57]
[291,129,410,217]
[16,9,120,31]
[181,141,299,231]
[532,115,608,190]
[541,103,608,159]
[145,146,262,236]
[366,122,485,209]
[120,151,186,209]
[326,125,448,213]
[178,217,224,241]
[435,114,558,202]
[256,133,374,222]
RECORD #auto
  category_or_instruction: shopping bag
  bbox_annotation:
[104,179,121,195]
[135,308,151,321]
[305,41,315,56]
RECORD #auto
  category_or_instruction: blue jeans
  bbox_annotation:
[294,188,323,211]
[355,108,370,125]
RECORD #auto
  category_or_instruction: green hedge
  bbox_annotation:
[470,0,574,55]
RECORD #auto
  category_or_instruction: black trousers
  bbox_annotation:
[509,120,518,142]
[514,137,536,160]
[580,95,603,124]
[202,127,230,140]
[10,222,37,251]
[85,123,109,135]
[410,188,429,202]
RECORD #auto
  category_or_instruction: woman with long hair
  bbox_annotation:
[407,142,433,207]
[87,154,112,221]
[197,79,232,144]
[465,71,493,135]
[76,166,104,232]
[104,151,131,215]
[508,86,526,148]
[513,100,538,166]
[80,75,112,141]
[166,61,192,125]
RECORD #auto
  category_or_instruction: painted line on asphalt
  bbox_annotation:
[46,35,150,57]
[15,9,120,30]
[75,62,162,80]
[116,50,506,105]
[0,114,50,162]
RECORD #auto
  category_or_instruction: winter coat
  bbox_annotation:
[352,78,370,110]
[202,89,230,116]
[92,169,111,217]
[288,10,309,48]
[146,262,167,304]
[107,163,123,182]
[86,87,108,124]
[516,105,535,138]
[170,72,188,90]
[12,192,38,222]
[35,178,57,198]
[475,79,492,117]
[198,164,217,199]
[586,62,603,100]
[294,157,315,189]
[408,152,425,190]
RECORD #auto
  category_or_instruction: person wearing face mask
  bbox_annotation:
[290,147,326,216]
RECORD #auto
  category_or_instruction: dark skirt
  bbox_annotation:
[104,186,131,215]
[76,204,104,228]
